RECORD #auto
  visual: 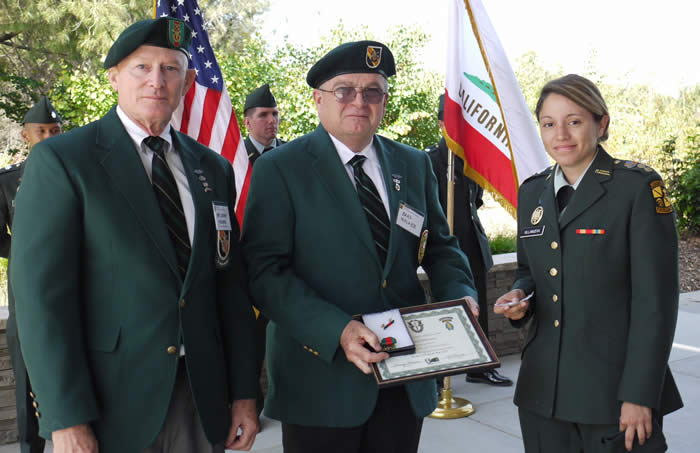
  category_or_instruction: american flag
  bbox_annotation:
[155,0,251,224]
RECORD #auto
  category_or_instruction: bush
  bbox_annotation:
[663,125,700,234]
[489,233,516,255]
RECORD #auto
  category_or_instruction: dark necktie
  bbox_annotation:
[557,185,575,213]
[262,146,273,153]
[145,136,191,278]
[349,155,390,265]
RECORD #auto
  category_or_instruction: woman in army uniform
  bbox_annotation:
[495,74,682,452]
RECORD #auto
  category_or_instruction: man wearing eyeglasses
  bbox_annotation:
[242,41,478,453]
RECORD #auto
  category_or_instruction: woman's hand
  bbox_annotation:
[619,402,652,451]
[493,289,530,320]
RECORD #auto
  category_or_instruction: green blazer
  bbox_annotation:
[10,107,257,453]
[241,125,476,427]
[511,148,682,424]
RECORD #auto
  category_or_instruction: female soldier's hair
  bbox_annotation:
[535,74,610,142]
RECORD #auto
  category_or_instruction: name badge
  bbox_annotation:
[396,202,424,237]
[212,202,232,231]
[520,225,545,238]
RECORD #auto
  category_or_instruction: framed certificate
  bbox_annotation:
[370,298,500,388]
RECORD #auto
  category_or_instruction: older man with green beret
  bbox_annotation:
[242,41,479,453]
[10,17,258,453]
[0,95,62,453]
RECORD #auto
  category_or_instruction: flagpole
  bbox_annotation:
[429,142,475,420]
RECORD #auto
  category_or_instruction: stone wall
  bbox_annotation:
[0,314,18,444]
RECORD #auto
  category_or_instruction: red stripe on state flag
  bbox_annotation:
[234,165,252,225]
[444,93,517,206]
[196,89,223,147]
[180,84,196,135]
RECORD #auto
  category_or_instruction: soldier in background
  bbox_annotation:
[428,94,512,386]
[0,95,63,453]
[243,84,284,165]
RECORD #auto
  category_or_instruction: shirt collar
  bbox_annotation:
[116,106,173,153]
[248,135,276,153]
[553,149,598,194]
[329,134,377,167]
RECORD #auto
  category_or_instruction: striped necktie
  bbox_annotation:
[349,155,390,265]
[145,136,191,278]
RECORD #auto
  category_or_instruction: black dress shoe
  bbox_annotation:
[465,369,513,386]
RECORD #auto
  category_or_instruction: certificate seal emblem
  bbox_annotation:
[407,319,424,333]
[531,206,544,225]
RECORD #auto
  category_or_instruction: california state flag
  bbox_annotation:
[444,0,549,216]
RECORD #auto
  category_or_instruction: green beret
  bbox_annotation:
[438,94,445,120]
[306,40,396,88]
[104,17,193,69]
[22,96,61,124]
[244,84,278,113]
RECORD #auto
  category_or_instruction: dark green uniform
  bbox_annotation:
[0,162,45,453]
[511,148,682,451]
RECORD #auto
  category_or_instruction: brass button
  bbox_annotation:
[32,401,38,409]
[549,268,558,277]
[554,320,560,328]
[382,280,387,288]
[303,345,309,351]
[313,351,319,357]
[551,241,558,250]
[179,299,185,308]
[552,294,559,302]
[35,411,40,418]
[167,346,177,355]
[29,392,35,399]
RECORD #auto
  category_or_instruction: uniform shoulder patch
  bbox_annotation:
[615,159,657,174]
[650,179,673,214]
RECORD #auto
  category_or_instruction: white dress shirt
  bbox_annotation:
[329,134,391,219]
[116,106,195,245]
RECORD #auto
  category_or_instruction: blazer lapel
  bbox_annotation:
[172,133,207,291]
[374,137,405,276]
[96,108,181,280]
[308,126,380,267]
[559,150,611,230]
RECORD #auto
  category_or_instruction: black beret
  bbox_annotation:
[244,84,278,113]
[306,40,396,88]
[438,94,445,121]
[22,96,61,125]
[104,17,193,69]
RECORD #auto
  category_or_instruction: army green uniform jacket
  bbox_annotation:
[512,148,682,424]
[242,125,476,427]
[10,107,257,453]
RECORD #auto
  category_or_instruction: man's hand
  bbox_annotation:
[619,402,652,451]
[225,398,259,451]
[493,289,529,320]
[465,296,479,317]
[52,424,98,453]
[340,320,389,374]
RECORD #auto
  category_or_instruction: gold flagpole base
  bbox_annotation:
[428,386,475,419]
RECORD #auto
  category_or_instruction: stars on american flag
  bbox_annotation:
[183,14,190,22]
[204,60,212,69]
[196,45,205,54]
[170,5,177,12]
[194,7,201,15]
[211,75,219,85]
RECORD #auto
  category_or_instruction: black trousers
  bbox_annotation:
[7,316,45,453]
[519,407,666,453]
[282,386,423,453]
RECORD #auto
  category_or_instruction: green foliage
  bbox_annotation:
[662,124,700,234]
[221,24,444,150]
[489,233,516,255]
[49,70,117,131]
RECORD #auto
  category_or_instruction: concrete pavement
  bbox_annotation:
[3,291,699,452]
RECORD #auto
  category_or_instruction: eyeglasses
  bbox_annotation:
[317,86,387,104]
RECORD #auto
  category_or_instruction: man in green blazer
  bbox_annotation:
[242,41,478,453]
[10,17,258,453]
[1,96,63,453]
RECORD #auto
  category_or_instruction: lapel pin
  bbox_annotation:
[392,174,401,192]
[531,206,544,225]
